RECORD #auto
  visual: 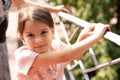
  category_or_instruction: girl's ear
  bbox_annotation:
[20,36,25,45]
[52,28,55,34]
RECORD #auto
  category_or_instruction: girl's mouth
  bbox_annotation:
[34,44,46,48]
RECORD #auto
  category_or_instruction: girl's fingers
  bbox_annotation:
[93,23,110,38]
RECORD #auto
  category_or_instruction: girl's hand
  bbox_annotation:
[76,23,110,42]
[77,24,95,42]
[51,5,69,14]
[92,23,110,40]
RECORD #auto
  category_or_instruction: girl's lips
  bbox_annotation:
[34,44,46,48]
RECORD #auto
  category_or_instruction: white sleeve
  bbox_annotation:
[14,49,39,75]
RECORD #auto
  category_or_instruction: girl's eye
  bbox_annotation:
[41,31,48,35]
[27,34,34,38]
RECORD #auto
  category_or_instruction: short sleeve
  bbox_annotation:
[14,47,39,75]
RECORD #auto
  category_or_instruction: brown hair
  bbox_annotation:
[17,6,54,36]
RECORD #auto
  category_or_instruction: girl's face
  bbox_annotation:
[21,20,54,53]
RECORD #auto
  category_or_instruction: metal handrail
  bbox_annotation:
[58,12,120,46]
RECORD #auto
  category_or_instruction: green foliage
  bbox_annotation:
[91,67,118,80]
[50,0,120,79]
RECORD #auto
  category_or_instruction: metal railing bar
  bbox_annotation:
[59,20,90,80]
[84,58,120,73]
[58,12,120,46]
[89,48,99,66]
[69,26,80,42]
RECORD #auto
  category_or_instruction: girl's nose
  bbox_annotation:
[35,36,43,43]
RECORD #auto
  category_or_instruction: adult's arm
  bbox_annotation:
[12,0,68,13]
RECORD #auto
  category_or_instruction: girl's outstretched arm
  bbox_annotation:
[32,23,110,67]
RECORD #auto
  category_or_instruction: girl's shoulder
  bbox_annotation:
[14,46,39,60]
[15,46,28,53]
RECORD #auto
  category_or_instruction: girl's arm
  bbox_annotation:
[12,0,69,13]
[32,23,110,67]
[73,24,95,60]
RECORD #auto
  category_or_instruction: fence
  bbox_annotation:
[54,12,120,80]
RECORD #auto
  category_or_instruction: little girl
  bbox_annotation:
[14,6,110,80]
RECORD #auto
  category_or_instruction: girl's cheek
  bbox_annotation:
[25,39,35,46]
[26,43,34,49]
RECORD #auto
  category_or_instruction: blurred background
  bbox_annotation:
[7,0,120,80]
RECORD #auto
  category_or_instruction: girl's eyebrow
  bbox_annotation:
[42,29,49,31]
[41,29,49,32]
[24,32,32,34]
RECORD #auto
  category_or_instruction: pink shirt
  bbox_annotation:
[14,40,69,80]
